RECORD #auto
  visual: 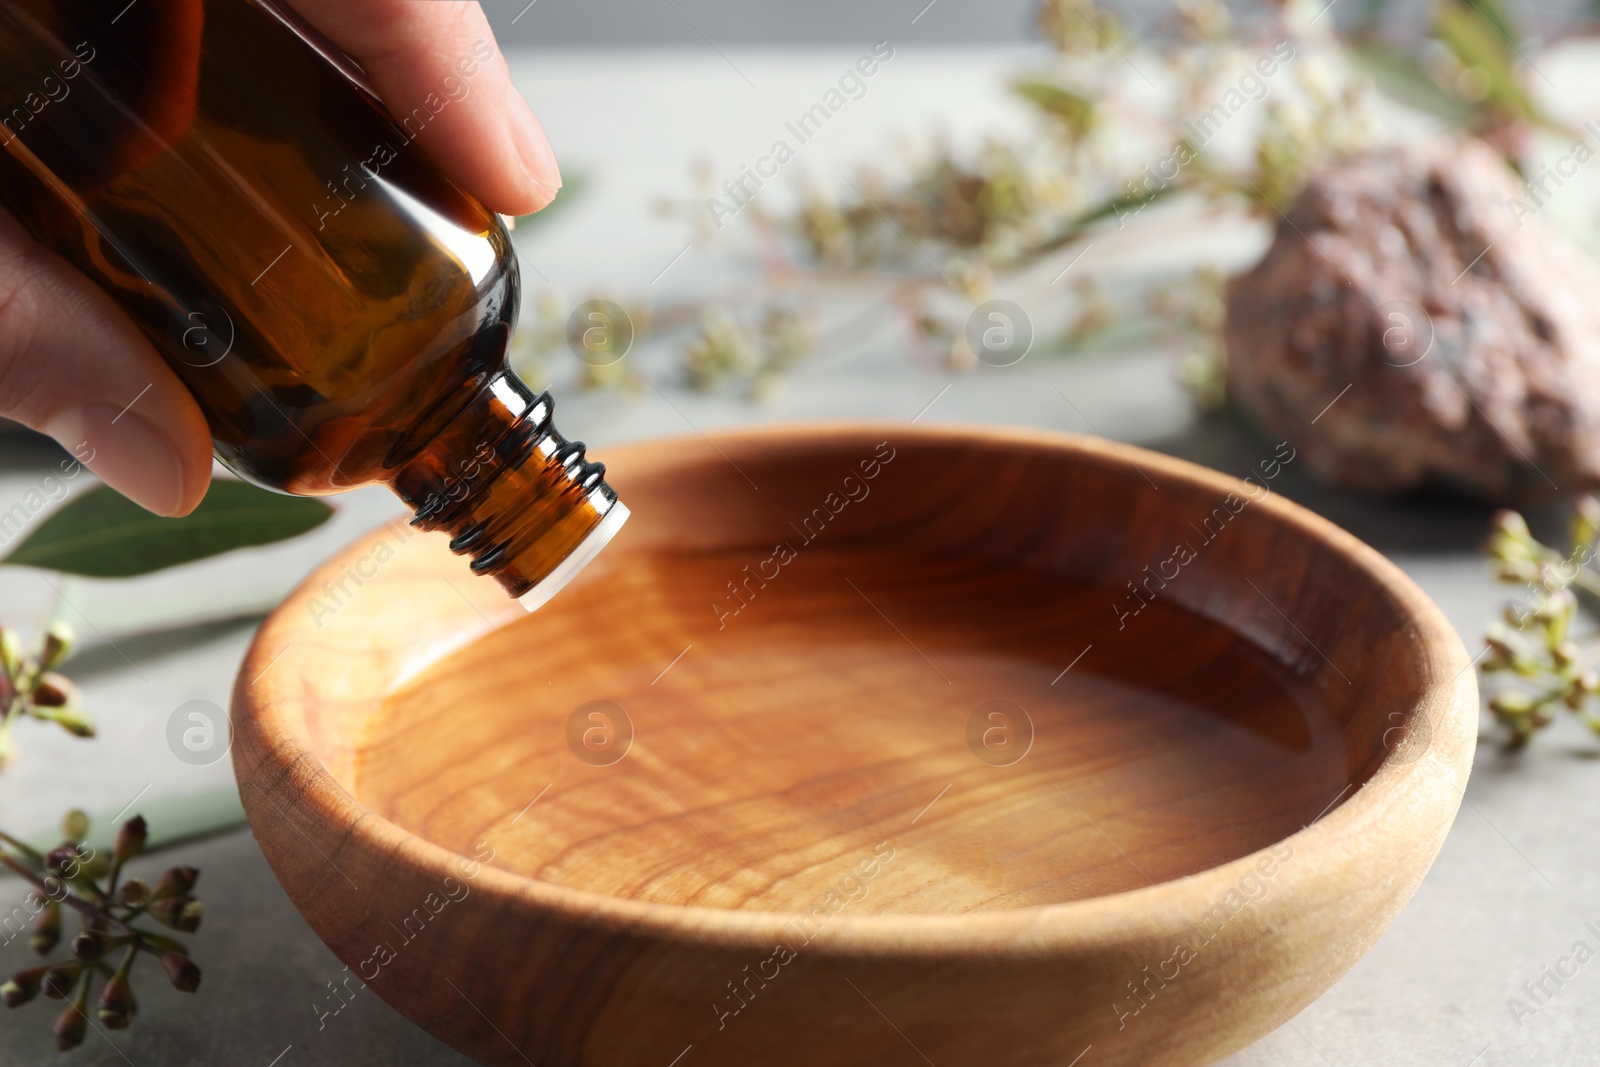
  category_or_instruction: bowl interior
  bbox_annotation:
[340,428,1430,917]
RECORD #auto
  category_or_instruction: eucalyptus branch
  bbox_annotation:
[1,811,203,1050]
[0,622,92,768]
[514,0,1404,403]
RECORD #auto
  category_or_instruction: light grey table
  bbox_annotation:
[3,45,1599,1067]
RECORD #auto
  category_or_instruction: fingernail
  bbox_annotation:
[43,405,187,516]
[505,91,561,210]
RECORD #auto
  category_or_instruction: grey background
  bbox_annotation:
[480,0,1036,45]
[481,0,1039,45]
[476,0,1583,46]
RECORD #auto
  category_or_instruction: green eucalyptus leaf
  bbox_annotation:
[1,481,334,578]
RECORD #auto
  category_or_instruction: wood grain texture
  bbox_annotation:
[232,424,1477,1067]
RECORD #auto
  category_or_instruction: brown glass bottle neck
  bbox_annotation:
[390,370,617,600]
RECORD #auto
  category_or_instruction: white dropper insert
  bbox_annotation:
[516,501,631,613]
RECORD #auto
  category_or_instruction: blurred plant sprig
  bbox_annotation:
[1482,500,1600,748]
[517,0,1580,404]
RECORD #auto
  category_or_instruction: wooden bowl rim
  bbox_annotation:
[235,421,1477,957]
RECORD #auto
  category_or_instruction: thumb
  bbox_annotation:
[0,215,212,517]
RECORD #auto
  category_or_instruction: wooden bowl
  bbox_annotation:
[233,424,1476,1067]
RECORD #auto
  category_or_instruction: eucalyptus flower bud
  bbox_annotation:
[38,621,73,671]
[161,952,202,994]
[1482,628,1516,670]
[1536,562,1565,589]
[45,844,82,880]
[40,706,96,738]
[1491,509,1531,544]
[153,867,200,899]
[61,809,89,842]
[78,851,109,881]
[114,816,148,867]
[70,930,108,963]
[29,673,77,708]
[29,901,59,956]
[118,879,150,908]
[1493,560,1535,583]
[53,997,88,1051]
[1,966,47,1008]
[1489,691,1536,717]
[97,973,135,1030]
[1573,496,1600,548]
[149,897,203,933]
[0,627,21,681]
[41,962,81,1000]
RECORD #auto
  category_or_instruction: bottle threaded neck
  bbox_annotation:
[392,371,625,604]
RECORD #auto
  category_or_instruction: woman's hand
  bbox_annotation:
[0,1,555,516]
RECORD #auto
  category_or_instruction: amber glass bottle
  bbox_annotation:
[0,0,626,607]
